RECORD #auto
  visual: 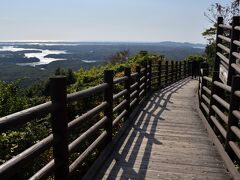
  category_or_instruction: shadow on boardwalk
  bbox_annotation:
[95,78,229,180]
[99,78,186,178]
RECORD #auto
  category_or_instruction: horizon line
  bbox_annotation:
[0,40,206,44]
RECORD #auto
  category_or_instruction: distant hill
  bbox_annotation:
[153,41,205,48]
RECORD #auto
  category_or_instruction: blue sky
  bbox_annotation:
[0,0,230,43]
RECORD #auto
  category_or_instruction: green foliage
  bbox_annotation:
[0,81,33,116]
[205,42,216,68]
[202,27,217,43]
[26,80,50,97]
[202,1,239,68]
[108,50,130,64]
[54,68,77,86]
[0,80,50,179]
[71,51,153,92]
[185,55,206,62]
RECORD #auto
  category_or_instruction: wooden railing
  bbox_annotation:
[198,16,240,179]
[0,59,189,179]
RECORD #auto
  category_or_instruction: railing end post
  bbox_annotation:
[104,70,114,143]
[158,60,162,88]
[136,65,141,104]
[124,67,131,121]
[148,60,152,91]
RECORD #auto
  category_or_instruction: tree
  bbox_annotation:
[203,0,239,42]
[204,1,239,24]
[54,68,76,85]
[66,69,76,85]
[55,67,65,76]
[108,50,130,64]
[185,55,206,62]
[202,0,239,67]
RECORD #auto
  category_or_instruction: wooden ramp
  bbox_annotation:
[94,78,230,179]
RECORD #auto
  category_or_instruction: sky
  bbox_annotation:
[0,0,230,43]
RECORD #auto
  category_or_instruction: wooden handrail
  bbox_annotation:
[67,83,108,103]
[219,24,232,30]
[113,76,127,84]
[0,102,53,131]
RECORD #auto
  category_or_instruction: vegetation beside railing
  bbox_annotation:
[198,16,240,178]
[0,53,189,179]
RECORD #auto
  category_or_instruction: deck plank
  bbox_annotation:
[94,79,230,179]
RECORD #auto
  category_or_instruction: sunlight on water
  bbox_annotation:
[0,46,67,66]
[24,49,67,66]
[81,60,97,63]
[0,46,40,52]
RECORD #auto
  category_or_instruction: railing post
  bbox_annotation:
[171,61,174,84]
[198,69,202,107]
[199,63,209,109]
[187,61,190,77]
[199,69,208,113]
[148,60,152,91]
[190,61,194,78]
[201,61,209,75]
[158,60,162,88]
[176,61,179,81]
[165,60,168,86]
[144,61,148,96]
[124,67,131,121]
[208,71,224,128]
[213,17,223,72]
[179,61,182,80]
[136,65,141,105]
[225,76,240,159]
[208,71,217,127]
[104,70,113,143]
[184,60,187,78]
[175,61,177,82]
[50,76,69,180]
[227,16,240,85]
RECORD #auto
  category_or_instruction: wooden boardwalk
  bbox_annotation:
[94,78,230,179]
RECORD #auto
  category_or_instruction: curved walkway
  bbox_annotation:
[95,78,230,179]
